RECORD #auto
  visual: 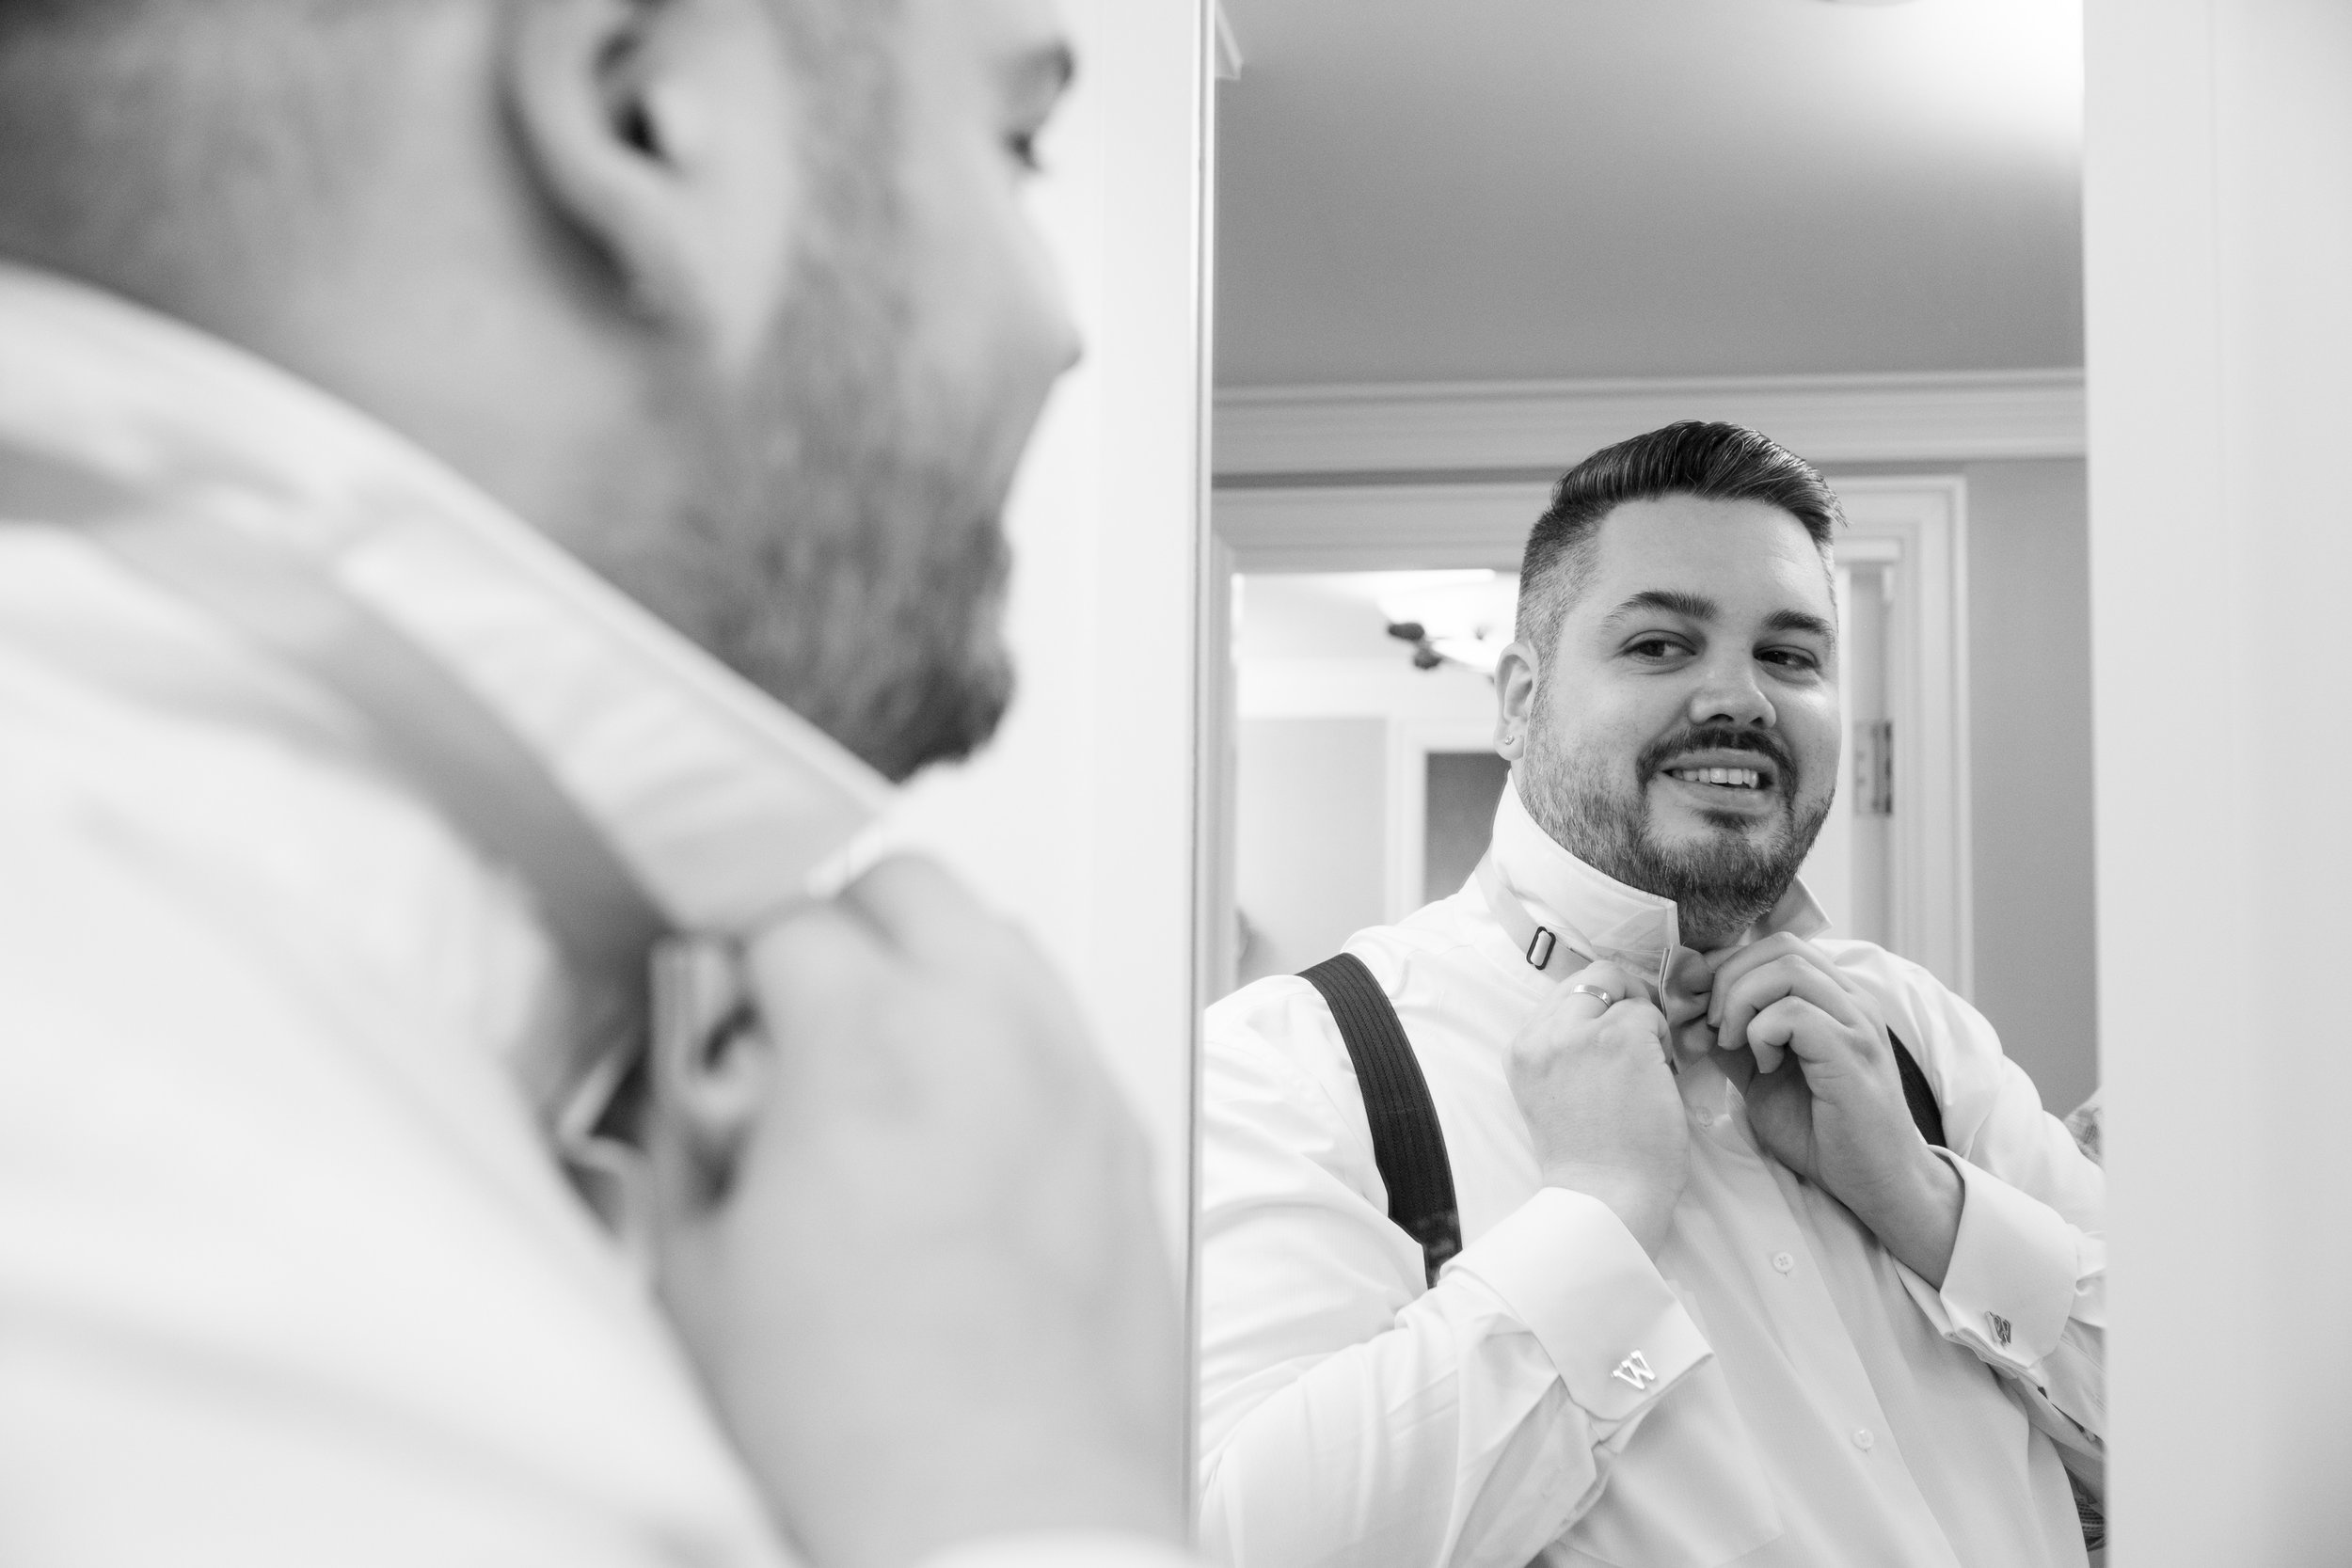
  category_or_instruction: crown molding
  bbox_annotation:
[1213,369,2086,480]
[1214,481,1548,571]
[1212,471,1966,576]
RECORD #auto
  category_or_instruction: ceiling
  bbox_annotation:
[1214,0,2085,388]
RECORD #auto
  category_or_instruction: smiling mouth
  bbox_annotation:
[1664,766,1769,791]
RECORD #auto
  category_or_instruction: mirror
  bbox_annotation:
[1199,2,2102,1560]
[1208,0,2091,1111]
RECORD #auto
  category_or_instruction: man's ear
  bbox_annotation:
[501,0,802,367]
[1494,640,1539,763]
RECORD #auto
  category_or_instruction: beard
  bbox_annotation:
[579,24,1014,785]
[1518,712,1832,950]
[632,253,1015,785]
[676,269,1017,785]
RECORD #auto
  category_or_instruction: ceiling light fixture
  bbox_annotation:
[1375,572,1518,676]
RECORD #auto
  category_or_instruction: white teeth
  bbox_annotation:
[1671,766,1763,789]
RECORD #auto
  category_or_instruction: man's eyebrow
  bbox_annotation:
[1600,589,1719,628]
[1764,608,1838,641]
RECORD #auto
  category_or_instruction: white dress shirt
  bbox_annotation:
[1200,778,2105,1568]
[0,264,1189,1568]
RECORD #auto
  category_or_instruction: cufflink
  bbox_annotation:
[1986,1311,2013,1349]
[1609,1350,1658,1390]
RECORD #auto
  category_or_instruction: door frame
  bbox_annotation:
[1387,716,1507,921]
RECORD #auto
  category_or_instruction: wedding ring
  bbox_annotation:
[1566,983,1616,1009]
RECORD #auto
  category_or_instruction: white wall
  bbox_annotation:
[1232,717,1387,985]
[2088,0,2352,1558]
[1962,459,2097,1116]
[878,0,1210,1278]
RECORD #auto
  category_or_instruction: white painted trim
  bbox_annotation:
[1214,2,1243,80]
[1386,718,1504,923]
[1215,369,2085,478]
[1184,0,1219,1521]
[1216,480,1549,573]
[1837,477,1974,995]
[1198,537,1239,1000]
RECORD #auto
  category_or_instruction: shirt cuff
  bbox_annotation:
[1929,1152,2082,1372]
[1445,1187,1711,1422]
[917,1532,1200,1568]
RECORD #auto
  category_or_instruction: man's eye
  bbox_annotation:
[1761,647,1821,673]
[1627,637,1686,660]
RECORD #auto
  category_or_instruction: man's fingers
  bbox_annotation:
[1557,959,1654,1019]
[1600,998,1677,1072]
[1705,933,1860,1024]
[1599,997,1669,1042]
[1740,995,1831,1076]
[1661,947,1714,1029]
[744,898,897,1007]
[1715,954,1865,1056]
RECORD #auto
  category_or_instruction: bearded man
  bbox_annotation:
[0,2,1185,1565]
[1198,422,2106,1568]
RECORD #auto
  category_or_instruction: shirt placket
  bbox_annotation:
[1708,1088,1965,1563]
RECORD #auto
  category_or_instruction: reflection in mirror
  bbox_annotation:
[1200,2,2103,1563]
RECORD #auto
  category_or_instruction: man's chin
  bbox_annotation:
[1638,815,1799,882]
[1648,806,1788,851]
[849,642,1015,784]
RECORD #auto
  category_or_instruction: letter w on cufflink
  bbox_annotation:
[1609,1350,1657,1390]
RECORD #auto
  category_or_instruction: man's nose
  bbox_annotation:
[1686,657,1776,729]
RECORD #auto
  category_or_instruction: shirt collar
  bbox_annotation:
[1485,769,1828,989]
[0,263,890,933]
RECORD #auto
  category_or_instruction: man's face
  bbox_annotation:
[1512,496,1841,949]
[602,0,1078,782]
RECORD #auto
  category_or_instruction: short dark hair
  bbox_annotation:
[1515,420,1843,653]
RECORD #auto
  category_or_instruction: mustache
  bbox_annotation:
[1635,724,1798,788]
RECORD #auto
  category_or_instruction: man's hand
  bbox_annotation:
[1707,934,1962,1286]
[645,857,1186,1568]
[1504,960,1689,1257]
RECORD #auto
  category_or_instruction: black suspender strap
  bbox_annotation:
[1298,954,1463,1287]
[1888,1029,1947,1149]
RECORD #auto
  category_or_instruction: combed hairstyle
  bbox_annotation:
[1515,420,1843,656]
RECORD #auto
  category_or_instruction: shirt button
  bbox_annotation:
[1771,1251,1795,1274]
[1852,1428,1875,1451]
[1693,1107,1716,1127]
